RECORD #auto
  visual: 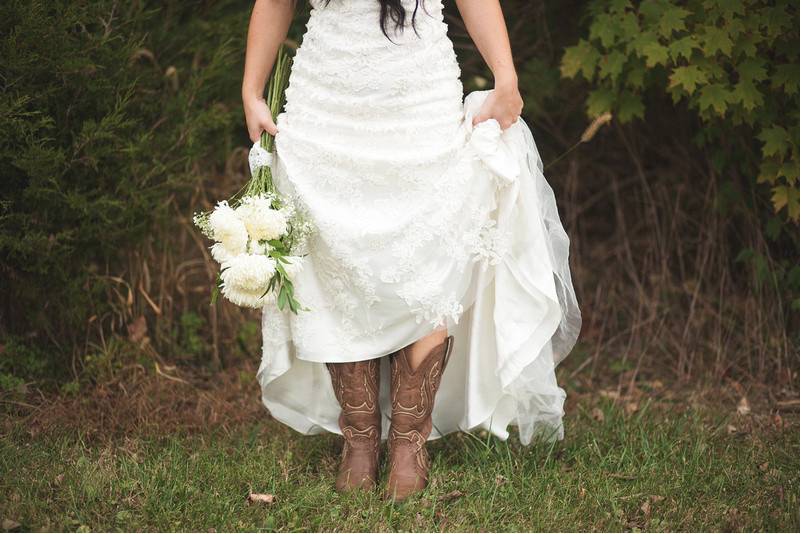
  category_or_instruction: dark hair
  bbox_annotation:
[323,0,423,40]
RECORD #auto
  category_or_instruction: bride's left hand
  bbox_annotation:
[472,83,524,130]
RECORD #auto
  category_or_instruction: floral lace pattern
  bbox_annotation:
[263,0,508,355]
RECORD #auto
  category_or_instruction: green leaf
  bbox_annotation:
[710,0,745,20]
[617,92,645,122]
[608,0,634,15]
[618,11,640,38]
[702,26,734,56]
[770,185,800,221]
[697,83,730,115]
[589,13,618,48]
[277,285,288,311]
[640,41,669,68]
[669,65,709,94]
[737,58,768,84]
[771,64,799,95]
[560,40,601,80]
[599,50,627,81]
[757,159,780,185]
[669,36,699,61]
[658,6,691,37]
[779,161,799,186]
[731,79,763,111]
[758,126,790,158]
[639,0,671,24]
[625,64,647,89]
[586,88,616,117]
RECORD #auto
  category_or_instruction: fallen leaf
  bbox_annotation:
[591,407,605,422]
[640,500,651,516]
[736,397,751,416]
[127,316,148,344]
[2,519,21,531]
[772,414,784,428]
[438,490,464,502]
[650,495,665,503]
[247,493,275,505]
[624,402,639,415]
[647,379,664,390]
[726,424,738,435]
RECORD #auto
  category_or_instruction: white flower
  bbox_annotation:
[236,195,288,241]
[280,255,305,278]
[220,254,277,309]
[248,240,269,255]
[210,242,240,265]
[221,285,276,308]
[209,201,248,253]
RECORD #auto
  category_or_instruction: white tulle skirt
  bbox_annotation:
[256,0,580,445]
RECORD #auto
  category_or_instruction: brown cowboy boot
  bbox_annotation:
[326,358,382,492]
[385,335,454,502]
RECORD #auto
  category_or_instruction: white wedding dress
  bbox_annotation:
[257,0,581,445]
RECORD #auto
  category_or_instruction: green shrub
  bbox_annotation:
[0,1,247,358]
[561,0,799,223]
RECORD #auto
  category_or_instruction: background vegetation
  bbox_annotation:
[0,1,798,531]
[1,0,797,389]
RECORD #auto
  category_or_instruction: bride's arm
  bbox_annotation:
[242,0,295,141]
[454,0,523,129]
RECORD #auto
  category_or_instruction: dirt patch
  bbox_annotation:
[3,361,268,443]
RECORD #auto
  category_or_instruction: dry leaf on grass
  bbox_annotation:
[736,397,751,416]
[247,492,276,505]
[127,315,148,344]
[591,407,605,422]
[599,389,620,400]
[438,490,464,502]
[726,424,738,435]
[2,519,22,531]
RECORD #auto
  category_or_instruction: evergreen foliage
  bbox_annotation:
[0,1,247,344]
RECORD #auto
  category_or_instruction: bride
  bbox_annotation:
[241,0,581,501]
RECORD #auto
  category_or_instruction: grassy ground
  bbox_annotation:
[0,363,798,532]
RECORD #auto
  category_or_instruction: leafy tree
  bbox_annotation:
[561,0,799,222]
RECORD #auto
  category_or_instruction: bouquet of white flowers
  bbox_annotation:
[194,47,309,313]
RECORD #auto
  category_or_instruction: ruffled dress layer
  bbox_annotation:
[257,0,581,445]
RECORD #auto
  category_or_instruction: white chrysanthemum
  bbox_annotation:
[209,201,248,253]
[221,286,276,308]
[280,256,305,278]
[248,240,269,256]
[220,254,277,309]
[236,195,288,241]
[210,242,244,265]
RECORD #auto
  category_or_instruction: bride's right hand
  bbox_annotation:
[244,97,278,143]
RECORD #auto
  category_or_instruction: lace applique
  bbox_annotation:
[465,218,512,268]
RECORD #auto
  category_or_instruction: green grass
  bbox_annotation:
[1,396,797,532]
